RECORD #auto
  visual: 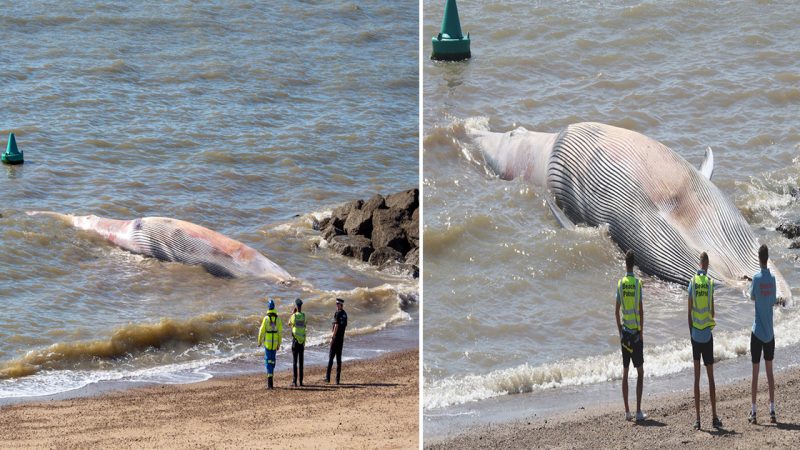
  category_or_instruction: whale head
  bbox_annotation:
[467,126,556,187]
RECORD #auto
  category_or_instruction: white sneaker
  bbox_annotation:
[625,412,633,421]
[635,410,648,422]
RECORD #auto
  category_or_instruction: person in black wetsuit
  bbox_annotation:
[324,298,348,384]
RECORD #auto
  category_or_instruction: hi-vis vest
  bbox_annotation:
[618,275,642,332]
[291,311,306,345]
[260,312,282,350]
[691,274,715,330]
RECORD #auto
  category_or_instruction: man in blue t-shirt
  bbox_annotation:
[748,244,785,424]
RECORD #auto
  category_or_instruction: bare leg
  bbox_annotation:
[707,364,717,419]
[751,362,760,407]
[636,366,644,414]
[622,366,630,414]
[766,360,775,407]
[694,360,701,422]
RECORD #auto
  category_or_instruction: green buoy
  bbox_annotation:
[1,133,23,165]
[431,0,471,61]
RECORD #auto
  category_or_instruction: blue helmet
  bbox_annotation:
[268,299,275,310]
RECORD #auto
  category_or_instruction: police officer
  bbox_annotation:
[615,249,647,422]
[257,299,283,390]
[325,298,348,384]
[688,252,722,430]
[289,298,306,387]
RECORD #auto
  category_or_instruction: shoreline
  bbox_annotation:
[0,349,419,449]
[424,335,800,441]
[0,315,418,407]
[426,359,800,449]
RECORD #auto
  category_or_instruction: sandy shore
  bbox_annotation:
[0,350,418,449]
[427,365,800,449]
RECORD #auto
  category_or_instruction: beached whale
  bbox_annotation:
[27,211,293,282]
[468,121,792,304]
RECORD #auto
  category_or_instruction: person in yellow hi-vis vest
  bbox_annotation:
[258,298,283,390]
[688,252,722,430]
[289,298,307,387]
[615,249,647,422]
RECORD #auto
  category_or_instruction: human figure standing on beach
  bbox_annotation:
[748,244,784,424]
[258,299,283,390]
[325,298,348,385]
[688,252,722,430]
[615,249,647,422]
[289,298,307,388]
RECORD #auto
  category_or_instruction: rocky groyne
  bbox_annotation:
[317,189,419,277]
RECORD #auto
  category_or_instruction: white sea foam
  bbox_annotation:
[0,355,233,399]
[425,309,800,411]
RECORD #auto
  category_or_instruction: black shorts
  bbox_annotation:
[691,335,714,366]
[750,333,775,363]
[621,334,644,369]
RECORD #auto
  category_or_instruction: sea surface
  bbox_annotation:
[423,0,800,429]
[0,0,418,398]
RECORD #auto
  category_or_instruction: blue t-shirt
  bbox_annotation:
[751,267,777,342]
[688,270,713,343]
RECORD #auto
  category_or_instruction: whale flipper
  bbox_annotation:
[546,196,576,230]
[699,147,714,180]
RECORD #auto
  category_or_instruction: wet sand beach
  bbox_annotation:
[0,350,418,449]
[427,364,800,449]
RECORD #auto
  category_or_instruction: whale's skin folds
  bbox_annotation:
[547,122,762,287]
[122,217,291,281]
[130,217,246,278]
[27,212,292,281]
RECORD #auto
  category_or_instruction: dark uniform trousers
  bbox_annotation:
[292,338,304,385]
[326,338,344,383]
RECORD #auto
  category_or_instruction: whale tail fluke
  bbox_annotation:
[466,125,556,187]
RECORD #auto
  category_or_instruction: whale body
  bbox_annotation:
[27,211,293,282]
[469,121,792,304]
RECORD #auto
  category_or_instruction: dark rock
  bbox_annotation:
[344,207,373,237]
[396,263,419,278]
[368,246,403,267]
[362,194,386,217]
[404,207,419,248]
[331,199,363,223]
[329,235,373,261]
[372,208,411,254]
[777,222,800,239]
[318,217,331,231]
[322,224,344,242]
[330,215,346,230]
[343,194,385,238]
[790,240,800,249]
[384,189,418,218]
[404,247,419,266]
